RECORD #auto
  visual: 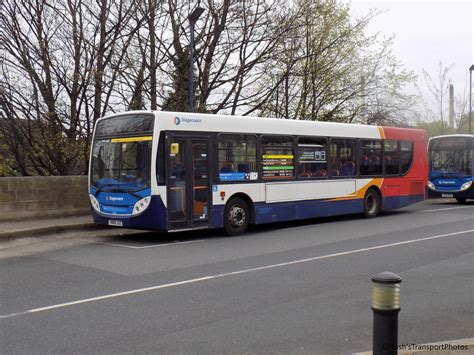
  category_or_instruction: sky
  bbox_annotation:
[348,0,473,120]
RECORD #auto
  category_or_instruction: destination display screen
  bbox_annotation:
[95,114,154,137]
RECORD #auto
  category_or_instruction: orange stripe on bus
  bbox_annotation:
[327,178,384,201]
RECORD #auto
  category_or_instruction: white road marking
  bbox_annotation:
[1,229,473,320]
[278,226,311,232]
[419,206,474,213]
[101,239,205,249]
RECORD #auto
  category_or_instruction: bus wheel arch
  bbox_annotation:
[223,194,254,236]
[363,186,382,218]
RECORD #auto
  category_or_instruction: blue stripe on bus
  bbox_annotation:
[212,194,424,228]
[92,194,424,231]
[383,194,425,209]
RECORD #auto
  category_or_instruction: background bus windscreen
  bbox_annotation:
[429,137,473,177]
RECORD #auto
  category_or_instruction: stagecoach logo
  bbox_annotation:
[173,116,202,125]
[106,196,124,202]
[438,180,456,185]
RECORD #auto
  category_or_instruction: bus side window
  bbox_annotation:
[384,140,400,175]
[218,134,257,181]
[261,136,295,180]
[359,140,382,176]
[330,138,356,177]
[156,132,165,185]
[297,137,327,179]
[401,141,413,175]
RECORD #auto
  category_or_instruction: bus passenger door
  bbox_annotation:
[166,136,210,230]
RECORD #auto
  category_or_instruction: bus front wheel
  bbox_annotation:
[363,189,381,218]
[456,197,467,204]
[224,197,249,236]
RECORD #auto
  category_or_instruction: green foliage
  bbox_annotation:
[163,48,202,112]
[256,0,417,125]
[0,144,19,177]
[0,0,421,176]
[416,115,472,138]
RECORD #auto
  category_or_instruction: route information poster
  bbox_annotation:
[262,154,294,179]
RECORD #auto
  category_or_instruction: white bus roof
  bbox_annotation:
[429,134,474,140]
[98,110,425,141]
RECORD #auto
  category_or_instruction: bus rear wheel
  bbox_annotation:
[224,197,249,236]
[363,189,381,218]
[456,197,467,204]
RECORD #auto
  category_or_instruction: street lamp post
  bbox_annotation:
[469,64,473,134]
[188,7,204,113]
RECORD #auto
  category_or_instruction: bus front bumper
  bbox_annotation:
[427,188,473,199]
[90,195,168,231]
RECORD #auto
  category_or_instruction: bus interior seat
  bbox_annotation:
[369,155,380,163]
[341,161,355,176]
[238,163,250,173]
[314,169,327,177]
[172,163,185,179]
[329,161,342,171]
[220,163,234,173]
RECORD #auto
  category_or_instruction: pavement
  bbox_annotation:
[0,214,95,239]
[355,338,474,355]
[0,214,148,257]
[0,214,145,240]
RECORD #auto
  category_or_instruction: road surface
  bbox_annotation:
[1,200,473,354]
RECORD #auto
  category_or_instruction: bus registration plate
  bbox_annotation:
[108,219,123,227]
[441,194,453,198]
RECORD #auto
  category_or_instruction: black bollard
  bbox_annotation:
[371,272,402,355]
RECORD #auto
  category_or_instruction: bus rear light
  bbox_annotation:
[132,196,151,215]
[460,181,472,191]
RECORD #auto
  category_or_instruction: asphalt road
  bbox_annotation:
[1,200,473,354]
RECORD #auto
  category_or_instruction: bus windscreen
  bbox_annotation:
[90,137,152,192]
[429,137,473,177]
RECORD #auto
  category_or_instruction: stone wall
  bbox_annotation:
[0,176,89,221]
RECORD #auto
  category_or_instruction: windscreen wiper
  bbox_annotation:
[109,188,142,200]
[94,183,118,196]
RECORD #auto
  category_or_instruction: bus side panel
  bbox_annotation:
[382,194,424,210]
[212,205,225,229]
[254,198,364,225]
[91,195,168,230]
[213,197,365,227]
[381,127,427,208]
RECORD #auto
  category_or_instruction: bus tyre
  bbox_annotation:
[224,197,249,236]
[456,197,467,204]
[363,189,381,218]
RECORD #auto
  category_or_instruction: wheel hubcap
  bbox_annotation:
[367,195,375,213]
[228,205,246,228]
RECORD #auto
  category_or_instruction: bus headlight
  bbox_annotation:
[89,194,101,212]
[460,181,472,191]
[427,181,435,190]
[132,196,151,215]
